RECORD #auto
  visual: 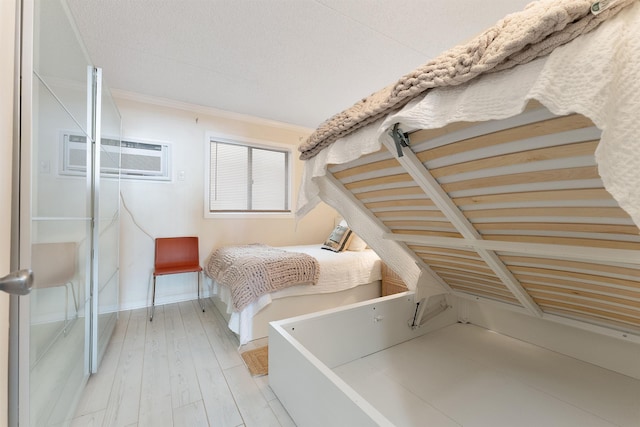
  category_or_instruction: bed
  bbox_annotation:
[270,1,640,425]
[205,243,382,345]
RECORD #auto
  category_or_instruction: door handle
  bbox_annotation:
[0,269,33,295]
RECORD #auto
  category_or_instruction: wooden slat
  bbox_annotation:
[450,286,520,304]
[515,274,640,297]
[476,222,640,235]
[355,186,423,200]
[366,199,435,209]
[533,297,640,325]
[430,140,599,179]
[465,206,632,219]
[427,259,494,274]
[383,220,456,228]
[523,283,640,308]
[376,210,446,218]
[432,266,498,280]
[419,253,487,266]
[484,234,640,251]
[344,173,413,190]
[415,114,595,163]
[393,230,463,239]
[450,284,517,300]
[446,277,512,293]
[509,266,640,289]
[331,157,400,180]
[501,256,640,280]
[442,166,599,193]
[431,272,503,288]
[409,245,481,259]
[454,188,611,206]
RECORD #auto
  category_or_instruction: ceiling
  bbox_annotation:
[65,0,532,130]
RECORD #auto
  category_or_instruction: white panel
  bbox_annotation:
[272,293,457,369]
[269,326,390,427]
[461,297,640,379]
[269,293,458,427]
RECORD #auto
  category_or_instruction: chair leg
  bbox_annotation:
[197,271,205,312]
[150,275,156,321]
[63,281,79,336]
[63,285,69,336]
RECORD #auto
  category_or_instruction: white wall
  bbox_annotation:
[115,93,338,310]
[1,1,17,425]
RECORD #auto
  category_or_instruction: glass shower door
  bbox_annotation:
[18,0,121,424]
[28,0,94,424]
[93,73,121,370]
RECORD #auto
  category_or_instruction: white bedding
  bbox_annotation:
[297,2,640,229]
[209,244,381,343]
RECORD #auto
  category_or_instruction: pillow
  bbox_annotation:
[321,223,353,252]
[347,233,367,251]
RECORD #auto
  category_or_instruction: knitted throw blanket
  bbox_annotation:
[205,244,320,311]
[298,0,634,160]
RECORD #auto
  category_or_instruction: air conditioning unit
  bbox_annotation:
[60,132,171,180]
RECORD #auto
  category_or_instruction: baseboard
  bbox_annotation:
[118,290,212,312]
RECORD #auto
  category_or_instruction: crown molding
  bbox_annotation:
[110,89,315,135]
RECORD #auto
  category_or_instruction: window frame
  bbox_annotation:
[204,132,294,219]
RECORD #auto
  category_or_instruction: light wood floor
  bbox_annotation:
[71,299,296,427]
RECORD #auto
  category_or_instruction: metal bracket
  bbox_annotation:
[410,294,449,329]
[389,123,410,158]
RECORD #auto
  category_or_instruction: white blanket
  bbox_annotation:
[298,0,635,160]
[297,1,640,229]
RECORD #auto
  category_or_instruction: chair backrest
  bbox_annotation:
[32,242,78,288]
[154,237,200,270]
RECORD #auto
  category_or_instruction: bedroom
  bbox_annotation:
[3,0,640,426]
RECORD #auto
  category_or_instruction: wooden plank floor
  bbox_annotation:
[71,299,296,427]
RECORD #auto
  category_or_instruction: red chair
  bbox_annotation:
[151,236,204,321]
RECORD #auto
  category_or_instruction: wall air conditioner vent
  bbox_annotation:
[60,132,171,181]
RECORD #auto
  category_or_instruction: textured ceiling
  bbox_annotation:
[65,0,532,129]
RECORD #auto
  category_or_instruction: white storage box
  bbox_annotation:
[269,293,640,427]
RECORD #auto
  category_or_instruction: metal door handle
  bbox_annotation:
[0,269,33,295]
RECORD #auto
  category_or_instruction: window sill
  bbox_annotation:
[204,211,294,220]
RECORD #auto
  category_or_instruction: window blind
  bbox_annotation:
[209,140,290,212]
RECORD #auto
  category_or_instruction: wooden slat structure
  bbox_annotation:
[327,101,640,334]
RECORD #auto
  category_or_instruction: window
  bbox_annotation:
[207,136,291,214]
